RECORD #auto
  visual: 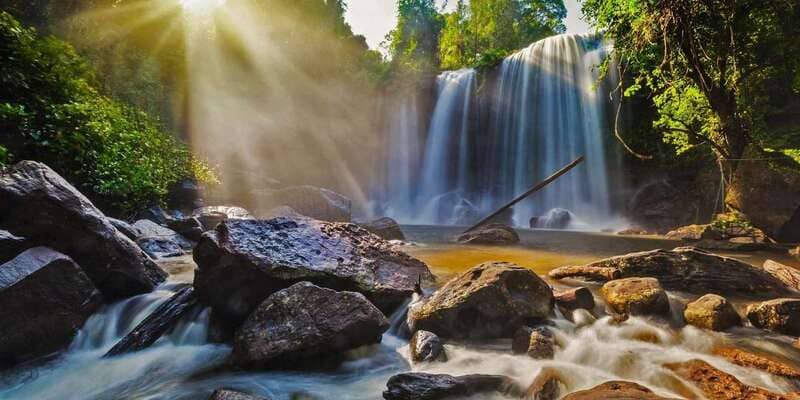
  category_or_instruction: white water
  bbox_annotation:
[2,281,798,399]
[380,33,623,229]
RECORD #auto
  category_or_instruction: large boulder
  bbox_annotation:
[746,298,800,336]
[456,224,520,245]
[549,247,796,299]
[409,330,446,363]
[359,217,405,241]
[232,282,389,369]
[666,359,791,400]
[252,185,351,222]
[194,218,431,324]
[683,294,740,331]
[408,262,554,339]
[382,373,523,400]
[0,247,103,368]
[0,161,167,298]
[562,381,678,400]
[0,230,30,264]
[600,278,670,317]
[132,220,193,259]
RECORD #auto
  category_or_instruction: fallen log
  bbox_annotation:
[463,156,585,233]
[104,285,198,357]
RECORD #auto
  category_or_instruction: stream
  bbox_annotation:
[1,227,799,399]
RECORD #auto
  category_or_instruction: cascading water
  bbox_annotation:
[380,94,422,220]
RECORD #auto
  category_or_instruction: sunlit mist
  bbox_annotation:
[180,0,226,15]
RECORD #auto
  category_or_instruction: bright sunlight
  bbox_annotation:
[179,0,225,14]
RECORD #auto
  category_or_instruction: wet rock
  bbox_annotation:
[526,368,565,400]
[192,206,252,231]
[408,262,553,339]
[359,217,405,241]
[132,220,193,259]
[600,277,670,317]
[209,389,269,400]
[0,247,103,368]
[134,204,172,225]
[382,373,523,400]
[562,381,678,400]
[762,260,800,292]
[232,282,389,369]
[108,218,141,241]
[0,161,167,298]
[666,359,789,400]
[554,287,595,315]
[746,298,800,336]
[456,224,520,245]
[531,208,573,229]
[684,294,740,331]
[409,330,446,363]
[194,218,431,324]
[167,217,205,242]
[0,230,30,264]
[105,285,198,357]
[512,326,555,359]
[666,224,721,241]
[253,185,351,222]
[549,247,796,299]
[712,346,800,379]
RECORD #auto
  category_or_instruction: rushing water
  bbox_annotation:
[379,33,623,229]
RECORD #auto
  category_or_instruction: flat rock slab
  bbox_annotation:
[0,161,166,298]
[232,282,388,369]
[382,373,523,400]
[194,217,432,324]
[549,247,796,299]
[0,247,103,368]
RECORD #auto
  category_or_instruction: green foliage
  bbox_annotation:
[710,212,754,235]
[438,0,566,70]
[0,11,214,213]
[387,0,443,75]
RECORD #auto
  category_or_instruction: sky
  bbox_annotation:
[344,0,591,52]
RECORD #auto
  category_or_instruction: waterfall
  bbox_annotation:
[482,33,618,227]
[381,94,422,221]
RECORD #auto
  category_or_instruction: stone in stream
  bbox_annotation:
[746,298,800,336]
[554,287,595,315]
[549,247,797,299]
[665,359,793,400]
[232,282,389,369]
[762,260,800,292]
[0,229,30,264]
[192,205,252,231]
[382,373,523,400]
[209,389,269,400]
[408,262,553,339]
[409,330,446,363]
[0,161,167,299]
[0,247,103,368]
[600,277,670,317]
[561,381,679,400]
[683,294,741,331]
[456,224,520,245]
[251,185,352,222]
[712,346,800,379]
[526,368,565,400]
[512,326,555,359]
[132,219,194,259]
[194,218,432,325]
[104,285,198,357]
[359,217,405,241]
[167,216,205,241]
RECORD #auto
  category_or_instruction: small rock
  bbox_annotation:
[746,298,800,336]
[208,389,268,400]
[192,206,251,231]
[232,282,389,369]
[666,224,721,241]
[382,373,523,400]
[167,217,205,241]
[531,208,573,229]
[359,217,405,241]
[512,326,555,359]
[456,224,520,245]
[408,262,554,339]
[712,346,800,379]
[666,359,787,399]
[562,381,678,399]
[600,277,670,317]
[526,368,565,400]
[554,287,595,314]
[0,230,30,264]
[0,247,103,368]
[409,330,446,363]
[683,294,740,331]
